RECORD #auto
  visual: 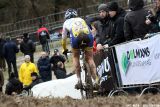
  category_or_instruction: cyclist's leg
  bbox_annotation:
[85,49,98,84]
[72,49,81,82]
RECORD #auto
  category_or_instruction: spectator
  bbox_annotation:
[0,33,6,71]
[0,68,4,92]
[86,3,110,51]
[3,37,19,78]
[107,1,126,46]
[20,33,36,63]
[37,24,50,54]
[50,49,66,72]
[145,0,160,32]
[23,72,43,91]
[5,72,23,95]
[55,61,73,79]
[19,55,38,86]
[37,52,51,82]
[124,0,151,41]
[91,22,98,53]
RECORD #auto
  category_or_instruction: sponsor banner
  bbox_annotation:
[115,34,160,85]
[93,50,116,91]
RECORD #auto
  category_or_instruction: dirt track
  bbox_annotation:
[0,93,160,107]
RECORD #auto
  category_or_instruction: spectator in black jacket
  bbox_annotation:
[50,49,66,72]
[124,0,151,41]
[3,37,19,78]
[107,1,126,46]
[55,61,73,79]
[5,72,23,95]
[0,34,6,71]
[20,33,36,63]
[85,3,110,51]
[37,52,51,82]
[23,72,43,91]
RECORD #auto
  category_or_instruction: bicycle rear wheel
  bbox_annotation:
[84,62,93,99]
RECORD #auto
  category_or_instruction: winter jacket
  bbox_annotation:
[0,39,6,58]
[107,8,126,46]
[37,27,50,44]
[50,54,66,71]
[23,78,43,91]
[54,67,73,79]
[37,57,51,82]
[148,9,160,32]
[3,40,19,62]
[19,62,38,86]
[86,16,111,45]
[5,78,23,95]
[20,37,35,55]
[124,0,151,40]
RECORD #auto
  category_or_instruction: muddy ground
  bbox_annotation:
[0,93,160,107]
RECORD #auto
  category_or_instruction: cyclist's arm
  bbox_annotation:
[62,24,68,51]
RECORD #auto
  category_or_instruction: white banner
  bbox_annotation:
[115,34,160,85]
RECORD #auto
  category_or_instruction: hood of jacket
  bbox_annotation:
[128,0,144,11]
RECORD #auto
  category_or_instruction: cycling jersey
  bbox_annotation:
[62,17,93,50]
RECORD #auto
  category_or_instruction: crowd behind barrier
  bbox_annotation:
[94,32,160,96]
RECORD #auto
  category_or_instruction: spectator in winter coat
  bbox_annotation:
[107,1,126,46]
[124,0,151,41]
[20,33,36,63]
[37,52,51,82]
[54,61,73,79]
[5,72,23,95]
[23,72,43,91]
[19,55,38,86]
[145,0,160,33]
[86,3,110,51]
[37,24,50,54]
[0,33,6,71]
[3,37,19,78]
[50,49,66,72]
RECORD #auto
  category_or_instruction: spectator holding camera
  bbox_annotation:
[145,0,160,32]
[124,0,151,41]
[50,49,66,72]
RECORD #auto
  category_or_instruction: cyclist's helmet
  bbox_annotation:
[64,8,78,19]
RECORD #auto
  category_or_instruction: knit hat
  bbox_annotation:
[98,4,108,12]
[108,1,119,11]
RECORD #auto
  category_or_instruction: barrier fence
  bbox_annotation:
[94,32,160,96]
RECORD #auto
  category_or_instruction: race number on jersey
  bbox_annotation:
[71,20,89,37]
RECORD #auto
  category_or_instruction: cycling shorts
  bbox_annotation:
[70,32,94,50]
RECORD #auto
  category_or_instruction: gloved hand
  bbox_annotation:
[62,49,69,56]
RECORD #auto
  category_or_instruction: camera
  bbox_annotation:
[146,10,154,21]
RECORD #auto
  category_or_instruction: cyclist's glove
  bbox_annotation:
[63,49,68,55]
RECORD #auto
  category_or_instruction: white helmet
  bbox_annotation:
[64,8,78,19]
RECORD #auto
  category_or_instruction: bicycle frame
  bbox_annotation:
[77,45,94,99]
